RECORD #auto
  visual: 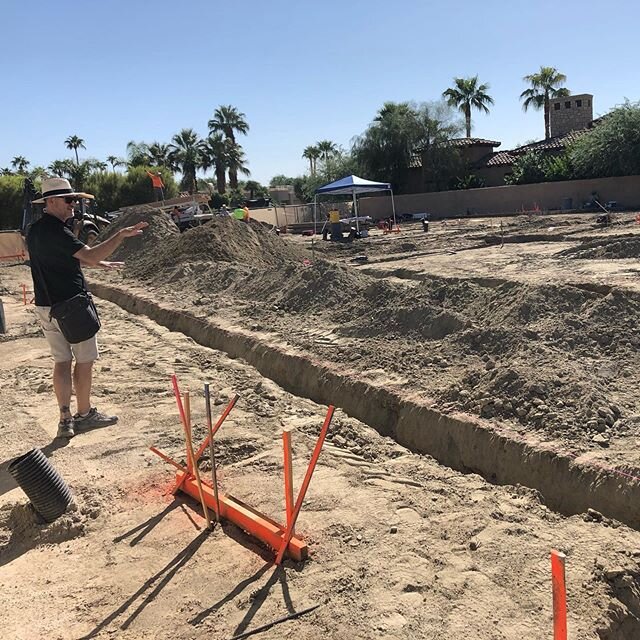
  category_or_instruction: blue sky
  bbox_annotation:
[2,0,638,185]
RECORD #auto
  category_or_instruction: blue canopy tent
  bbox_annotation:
[313,174,397,236]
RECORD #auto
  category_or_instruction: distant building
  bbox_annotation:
[269,184,301,205]
[410,93,598,189]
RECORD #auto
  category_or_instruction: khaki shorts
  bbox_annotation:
[34,306,99,363]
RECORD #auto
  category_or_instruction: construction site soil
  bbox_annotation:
[1,209,640,638]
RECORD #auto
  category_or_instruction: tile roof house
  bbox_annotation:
[473,94,597,186]
[409,94,599,189]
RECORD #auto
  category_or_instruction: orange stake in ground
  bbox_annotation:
[275,405,335,565]
[551,549,568,640]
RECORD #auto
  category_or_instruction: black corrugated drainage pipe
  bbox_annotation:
[8,449,73,522]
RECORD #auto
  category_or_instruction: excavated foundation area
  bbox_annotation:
[91,280,640,531]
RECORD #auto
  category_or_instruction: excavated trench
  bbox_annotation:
[91,280,640,533]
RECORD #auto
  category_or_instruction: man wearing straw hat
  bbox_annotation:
[28,177,148,439]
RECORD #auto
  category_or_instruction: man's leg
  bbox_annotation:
[53,361,73,420]
[73,360,93,416]
[72,338,118,429]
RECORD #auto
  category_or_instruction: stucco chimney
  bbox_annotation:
[549,94,593,137]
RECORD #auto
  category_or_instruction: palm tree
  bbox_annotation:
[302,145,320,176]
[106,155,126,173]
[64,135,86,165]
[520,66,570,139]
[126,141,151,167]
[225,141,250,190]
[442,76,494,138]
[30,166,48,181]
[48,159,74,177]
[208,105,250,143]
[201,134,229,194]
[11,156,30,174]
[208,105,249,187]
[148,142,173,169]
[244,180,264,199]
[316,140,337,165]
[170,128,202,193]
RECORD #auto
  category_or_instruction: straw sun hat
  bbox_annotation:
[32,177,95,204]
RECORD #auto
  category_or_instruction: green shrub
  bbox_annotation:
[505,151,546,185]
[0,175,25,229]
[119,166,178,208]
[570,101,640,178]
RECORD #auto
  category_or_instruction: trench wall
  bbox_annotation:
[91,281,640,531]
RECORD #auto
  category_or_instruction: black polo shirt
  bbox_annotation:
[27,213,87,306]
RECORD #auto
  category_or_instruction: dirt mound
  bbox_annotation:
[97,208,179,262]
[559,234,640,259]
[124,217,309,280]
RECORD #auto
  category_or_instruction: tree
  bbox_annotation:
[208,105,249,188]
[570,101,640,178]
[11,156,30,174]
[201,134,229,194]
[302,145,320,176]
[316,140,337,165]
[244,180,267,198]
[64,135,86,165]
[353,100,462,192]
[48,159,74,177]
[148,142,174,169]
[169,128,202,193]
[520,66,570,139]
[225,141,250,190]
[119,166,178,207]
[269,174,295,187]
[29,166,48,181]
[126,141,151,167]
[504,151,547,185]
[106,155,126,173]
[442,76,494,138]
[0,174,24,229]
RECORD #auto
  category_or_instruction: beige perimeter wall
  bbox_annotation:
[359,175,640,219]
[0,231,26,260]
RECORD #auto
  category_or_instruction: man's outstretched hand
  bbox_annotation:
[120,221,149,238]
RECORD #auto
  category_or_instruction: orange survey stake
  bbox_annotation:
[551,549,568,640]
[275,405,335,565]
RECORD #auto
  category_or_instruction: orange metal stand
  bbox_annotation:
[151,375,333,562]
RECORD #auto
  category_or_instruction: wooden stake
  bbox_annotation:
[183,392,213,530]
[551,549,568,640]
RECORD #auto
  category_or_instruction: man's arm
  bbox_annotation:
[73,222,148,267]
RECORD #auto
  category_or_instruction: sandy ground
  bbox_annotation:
[1,211,640,639]
[0,266,638,640]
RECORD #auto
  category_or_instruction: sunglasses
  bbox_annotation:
[62,196,79,204]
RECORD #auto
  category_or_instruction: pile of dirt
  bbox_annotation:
[123,217,309,280]
[559,234,640,259]
[92,214,640,445]
[97,208,179,262]
[237,272,640,441]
